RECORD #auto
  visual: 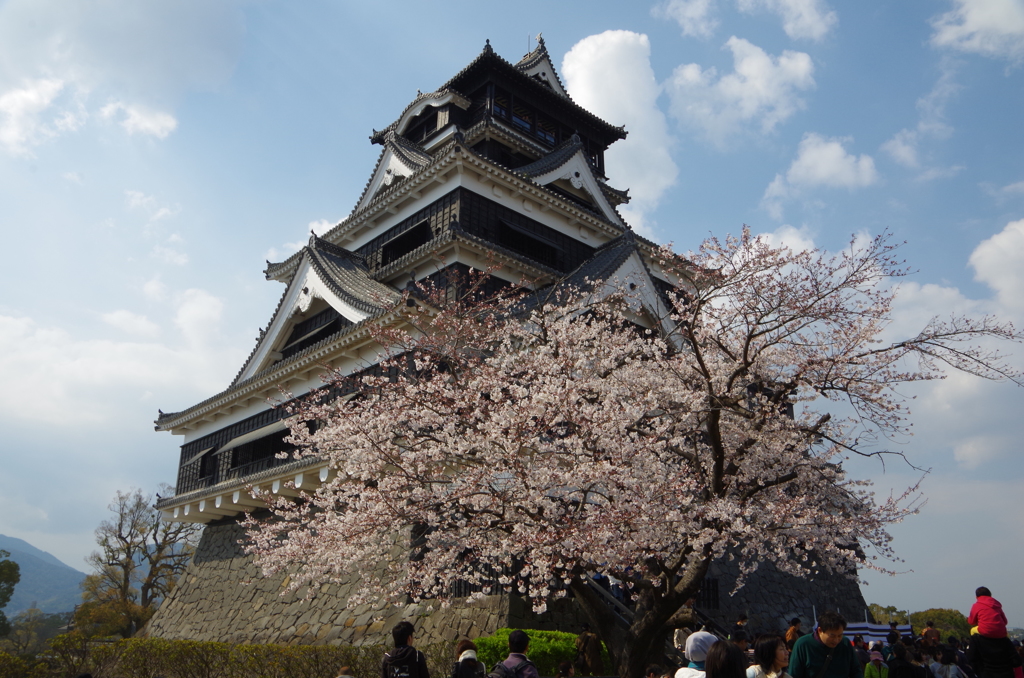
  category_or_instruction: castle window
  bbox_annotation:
[493,91,510,119]
[498,220,559,269]
[536,116,556,145]
[512,103,533,133]
[382,220,432,266]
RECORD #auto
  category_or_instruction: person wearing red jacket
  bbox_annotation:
[969,587,1008,639]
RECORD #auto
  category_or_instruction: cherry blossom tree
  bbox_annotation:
[244,230,1021,678]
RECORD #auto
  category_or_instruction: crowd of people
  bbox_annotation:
[366,587,1023,678]
[651,588,1022,678]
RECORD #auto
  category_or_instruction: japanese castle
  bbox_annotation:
[146,38,868,646]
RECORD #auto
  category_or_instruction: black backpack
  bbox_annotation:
[385,650,425,678]
[488,659,536,678]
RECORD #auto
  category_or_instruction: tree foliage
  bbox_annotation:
[244,230,1022,678]
[76,488,201,638]
[0,551,19,639]
[909,608,971,640]
[868,603,910,625]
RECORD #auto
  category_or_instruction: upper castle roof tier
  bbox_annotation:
[369,38,626,156]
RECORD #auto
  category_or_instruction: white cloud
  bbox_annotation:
[881,129,921,168]
[0,291,237,427]
[152,245,188,266]
[174,288,224,347]
[101,101,177,139]
[101,309,160,338]
[881,64,960,171]
[666,36,815,146]
[757,223,817,253]
[0,0,243,150]
[931,0,1024,63]
[736,0,838,41]
[762,133,878,219]
[953,434,1013,468]
[125,189,155,210]
[0,78,65,155]
[983,179,1024,197]
[970,218,1024,311]
[653,0,719,39]
[143,277,168,301]
[62,171,83,184]
[562,31,679,238]
[915,165,965,182]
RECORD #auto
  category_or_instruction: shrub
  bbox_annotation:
[474,628,610,676]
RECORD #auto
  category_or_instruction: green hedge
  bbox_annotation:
[474,628,610,676]
[1,629,608,678]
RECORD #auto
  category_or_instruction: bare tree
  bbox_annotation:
[76,487,201,638]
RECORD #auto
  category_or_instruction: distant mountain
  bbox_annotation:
[0,535,87,614]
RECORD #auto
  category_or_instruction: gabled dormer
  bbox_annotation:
[514,136,627,228]
[354,131,434,213]
[514,35,571,100]
[237,236,401,384]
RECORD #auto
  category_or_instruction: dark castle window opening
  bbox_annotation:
[382,220,432,266]
[498,221,560,269]
[279,307,351,361]
[227,429,294,480]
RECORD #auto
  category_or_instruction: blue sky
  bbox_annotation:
[1,0,1022,626]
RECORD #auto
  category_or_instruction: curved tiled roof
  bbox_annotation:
[514,136,586,178]
[514,36,570,98]
[372,41,626,147]
[351,132,433,214]
[306,235,402,314]
[370,89,471,145]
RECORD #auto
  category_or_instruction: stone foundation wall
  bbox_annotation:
[144,519,867,646]
[143,519,586,646]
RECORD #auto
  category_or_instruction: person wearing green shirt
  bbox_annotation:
[789,612,862,678]
[865,652,890,678]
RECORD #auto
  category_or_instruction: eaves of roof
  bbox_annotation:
[321,139,625,252]
[378,42,625,145]
[154,455,324,511]
[370,89,472,145]
[370,223,563,285]
[155,307,400,432]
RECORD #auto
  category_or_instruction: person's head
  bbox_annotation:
[557,660,574,678]
[336,667,353,678]
[976,586,991,598]
[926,621,935,628]
[891,643,908,661]
[686,631,720,664]
[890,622,899,629]
[705,641,749,678]
[732,629,749,650]
[816,612,847,648]
[646,664,665,678]
[948,637,960,648]
[939,648,957,666]
[754,635,788,674]
[870,652,884,665]
[737,614,749,625]
[455,639,478,658]
[853,635,864,648]
[790,618,802,628]
[508,629,530,654]
[392,621,415,647]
